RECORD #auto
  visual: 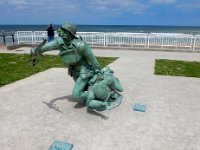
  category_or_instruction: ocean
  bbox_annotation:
[1,25,200,34]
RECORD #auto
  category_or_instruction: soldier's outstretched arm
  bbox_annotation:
[40,38,62,53]
[30,38,62,57]
[30,38,64,66]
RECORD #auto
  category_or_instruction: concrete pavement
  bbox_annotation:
[0,47,200,150]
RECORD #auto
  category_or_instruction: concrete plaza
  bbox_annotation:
[0,48,200,150]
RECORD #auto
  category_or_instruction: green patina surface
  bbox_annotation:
[155,59,200,78]
[29,22,124,111]
[87,67,123,111]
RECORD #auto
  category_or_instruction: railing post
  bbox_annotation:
[92,32,93,46]
[175,37,178,49]
[16,31,19,44]
[103,33,106,47]
[31,31,34,44]
[192,35,196,51]
[189,36,193,51]
[33,31,35,44]
[144,34,147,48]
[106,33,108,47]
[147,34,150,49]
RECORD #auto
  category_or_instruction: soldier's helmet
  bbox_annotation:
[61,22,76,37]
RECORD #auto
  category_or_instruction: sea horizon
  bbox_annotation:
[1,24,200,34]
[1,23,200,26]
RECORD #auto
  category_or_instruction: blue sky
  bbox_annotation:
[0,0,200,25]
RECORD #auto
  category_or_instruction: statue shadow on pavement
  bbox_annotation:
[42,95,81,113]
[42,95,109,120]
[42,95,68,113]
[87,111,109,120]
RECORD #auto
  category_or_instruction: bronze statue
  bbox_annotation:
[30,22,123,111]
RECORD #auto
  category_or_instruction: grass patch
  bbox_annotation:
[155,59,200,78]
[0,53,118,86]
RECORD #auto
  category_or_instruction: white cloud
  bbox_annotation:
[10,0,27,5]
[176,3,200,10]
[87,0,147,14]
[7,0,28,10]
[150,0,176,4]
[0,0,147,16]
[4,0,79,12]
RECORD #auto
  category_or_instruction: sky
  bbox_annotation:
[0,0,200,26]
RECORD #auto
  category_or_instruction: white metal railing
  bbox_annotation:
[77,32,105,47]
[148,33,194,50]
[105,33,147,48]
[16,31,200,51]
[33,31,47,44]
[17,31,33,44]
[194,35,200,50]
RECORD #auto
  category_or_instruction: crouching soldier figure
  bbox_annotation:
[30,22,123,111]
[31,22,100,102]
